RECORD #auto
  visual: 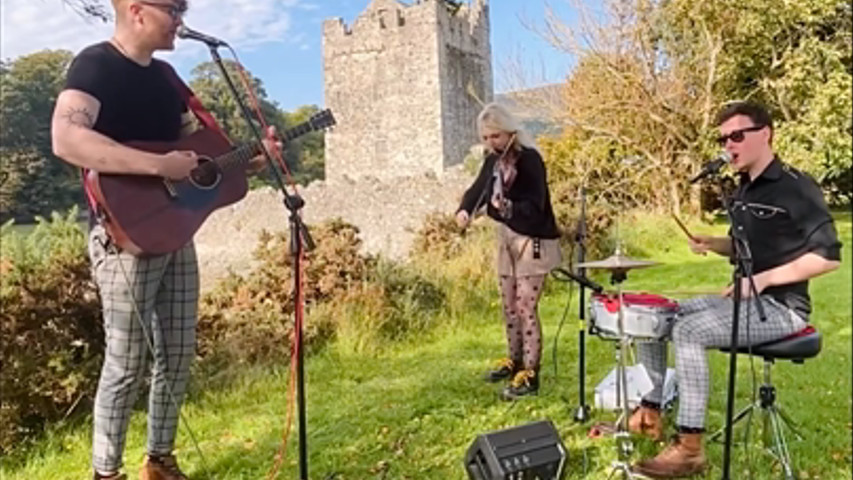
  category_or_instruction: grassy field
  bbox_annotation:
[2,213,850,479]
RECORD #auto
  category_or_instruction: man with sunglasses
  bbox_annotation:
[51,1,276,479]
[629,101,841,478]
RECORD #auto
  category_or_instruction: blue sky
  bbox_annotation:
[233,1,581,111]
[1,0,582,112]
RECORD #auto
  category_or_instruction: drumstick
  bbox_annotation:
[670,213,698,242]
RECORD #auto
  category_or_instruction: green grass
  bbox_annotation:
[2,213,850,479]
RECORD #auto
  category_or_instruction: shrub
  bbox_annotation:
[409,212,467,260]
[197,219,370,365]
[366,259,445,339]
[197,219,448,364]
[315,261,445,353]
[0,208,102,453]
[411,207,615,273]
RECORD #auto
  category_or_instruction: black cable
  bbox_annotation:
[551,277,576,381]
[743,253,760,480]
[105,239,211,477]
[548,244,594,479]
[738,294,756,480]
[549,241,577,381]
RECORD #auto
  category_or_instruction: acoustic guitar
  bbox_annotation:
[86,109,335,256]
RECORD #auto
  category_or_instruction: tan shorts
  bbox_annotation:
[496,223,562,277]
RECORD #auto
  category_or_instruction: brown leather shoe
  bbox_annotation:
[628,406,664,441]
[632,433,706,478]
[140,454,188,480]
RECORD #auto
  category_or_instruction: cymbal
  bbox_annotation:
[576,254,660,271]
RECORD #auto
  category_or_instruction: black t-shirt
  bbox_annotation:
[458,146,561,239]
[64,41,185,143]
[732,157,842,321]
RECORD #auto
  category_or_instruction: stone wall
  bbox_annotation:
[194,167,474,291]
[323,0,491,183]
[193,1,495,292]
[438,1,492,169]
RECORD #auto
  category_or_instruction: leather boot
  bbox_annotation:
[633,433,706,478]
[140,454,188,480]
[628,405,664,441]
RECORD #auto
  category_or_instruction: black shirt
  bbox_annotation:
[64,42,187,227]
[64,41,185,143]
[458,147,561,239]
[732,157,841,321]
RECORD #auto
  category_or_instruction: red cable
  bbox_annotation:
[226,55,307,480]
[233,61,299,193]
[267,250,306,480]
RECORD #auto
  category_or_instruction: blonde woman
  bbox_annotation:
[456,103,562,400]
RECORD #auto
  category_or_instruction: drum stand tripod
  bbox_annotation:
[575,244,659,479]
[606,268,639,480]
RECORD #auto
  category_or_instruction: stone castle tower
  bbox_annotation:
[323,0,492,182]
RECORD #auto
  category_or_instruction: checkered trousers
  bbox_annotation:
[637,294,807,430]
[88,225,199,473]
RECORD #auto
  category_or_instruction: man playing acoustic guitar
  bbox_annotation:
[50,1,278,478]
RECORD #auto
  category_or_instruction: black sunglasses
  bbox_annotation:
[139,1,186,19]
[715,125,765,146]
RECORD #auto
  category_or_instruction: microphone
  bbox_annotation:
[176,25,228,47]
[690,152,731,184]
[551,267,604,294]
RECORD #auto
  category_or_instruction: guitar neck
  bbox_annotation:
[281,122,316,142]
[214,122,318,171]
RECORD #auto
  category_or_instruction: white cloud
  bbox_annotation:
[0,0,301,65]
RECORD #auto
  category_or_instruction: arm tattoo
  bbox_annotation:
[61,106,95,128]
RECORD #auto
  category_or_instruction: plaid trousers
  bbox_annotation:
[88,225,199,473]
[638,295,807,430]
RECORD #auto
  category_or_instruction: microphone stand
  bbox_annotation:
[720,186,766,480]
[573,186,591,423]
[206,45,315,480]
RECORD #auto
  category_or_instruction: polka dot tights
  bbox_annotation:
[499,274,545,371]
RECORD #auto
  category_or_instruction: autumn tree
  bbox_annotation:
[523,0,850,223]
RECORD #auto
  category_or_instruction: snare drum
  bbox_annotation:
[589,292,679,340]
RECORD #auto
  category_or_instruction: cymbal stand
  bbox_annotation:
[607,268,638,480]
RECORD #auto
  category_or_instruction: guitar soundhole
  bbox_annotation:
[189,157,221,190]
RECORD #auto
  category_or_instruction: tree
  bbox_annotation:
[283,105,325,184]
[188,61,324,186]
[530,0,852,219]
[0,50,83,223]
[662,0,852,203]
[188,61,286,144]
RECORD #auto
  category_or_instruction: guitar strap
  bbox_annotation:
[80,61,231,223]
[157,62,230,142]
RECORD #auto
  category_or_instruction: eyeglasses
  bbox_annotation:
[138,1,186,19]
[715,125,765,146]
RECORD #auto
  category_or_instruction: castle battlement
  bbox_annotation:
[324,1,487,47]
[323,0,492,183]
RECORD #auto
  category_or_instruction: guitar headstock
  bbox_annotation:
[308,109,336,132]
